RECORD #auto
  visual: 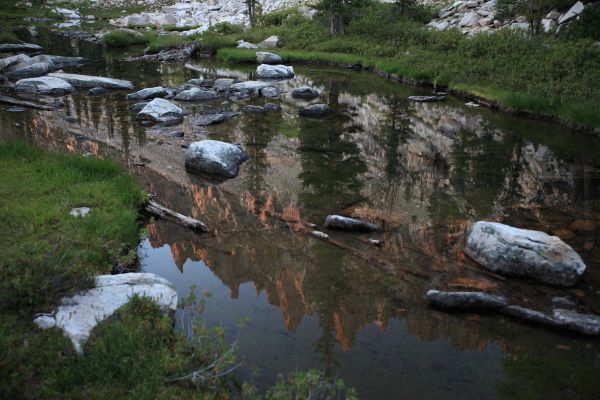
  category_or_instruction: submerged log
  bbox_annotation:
[145,197,209,233]
[0,95,54,110]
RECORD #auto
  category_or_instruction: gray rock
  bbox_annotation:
[237,41,258,49]
[240,105,266,114]
[191,111,237,126]
[174,87,218,101]
[408,95,446,102]
[511,22,530,30]
[261,86,279,98]
[137,98,183,123]
[0,43,43,53]
[324,215,379,231]
[0,54,30,71]
[541,18,557,32]
[464,221,586,287]
[558,1,584,24]
[15,76,74,94]
[187,78,214,88]
[34,273,177,353]
[127,86,168,100]
[553,308,600,335]
[53,7,80,19]
[88,87,108,96]
[213,78,235,91]
[230,80,274,92]
[257,35,279,49]
[5,62,49,79]
[69,207,91,217]
[264,103,282,112]
[292,86,319,99]
[126,13,152,27]
[299,103,332,117]
[48,72,133,89]
[44,55,86,69]
[459,11,480,27]
[129,102,149,112]
[256,51,282,64]
[546,10,561,20]
[256,64,294,79]
[426,290,509,311]
[500,305,560,326]
[551,296,577,308]
[310,230,329,240]
[185,140,248,179]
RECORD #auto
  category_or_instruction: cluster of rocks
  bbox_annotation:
[111,0,314,34]
[427,0,586,35]
[427,221,598,335]
[0,48,86,81]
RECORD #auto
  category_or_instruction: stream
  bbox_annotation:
[1,29,600,399]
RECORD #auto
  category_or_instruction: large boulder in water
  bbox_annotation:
[5,62,50,79]
[34,273,177,354]
[185,140,248,179]
[15,76,74,95]
[324,215,379,232]
[174,87,218,101]
[256,64,294,79]
[464,221,586,287]
[137,98,183,123]
[127,86,169,100]
[47,72,134,89]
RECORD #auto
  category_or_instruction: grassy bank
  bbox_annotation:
[208,5,600,131]
[0,142,356,399]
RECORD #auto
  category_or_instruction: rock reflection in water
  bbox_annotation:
[2,53,599,399]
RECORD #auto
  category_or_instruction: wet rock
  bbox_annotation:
[552,296,577,308]
[5,62,49,79]
[261,86,279,98]
[48,72,134,89]
[45,55,86,68]
[127,86,169,100]
[292,86,319,100]
[0,54,30,71]
[213,78,235,91]
[8,106,27,112]
[69,207,91,217]
[256,51,282,64]
[185,140,248,179]
[230,80,274,92]
[129,102,149,112]
[191,111,237,126]
[324,215,379,232]
[310,231,330,240]
[167,131,184,138]
[408,95,446,102]
[0,43,43,53]
[500,305,561,326]
[187,78,214,88]
[257,35,279,49]
[88,87,108,96]
[15,76,74,94]
[34,273,177,353]
[553,308,600,335]
[264,103,282,112]
[240,105,266,114]
[137,98,183,123]
[299,103,332,117]
[256,64,294,79]
[426,290,509,311]
[174,87,218,101]
[464,221,586,287]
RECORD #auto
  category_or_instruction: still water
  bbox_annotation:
[1,30,599,399]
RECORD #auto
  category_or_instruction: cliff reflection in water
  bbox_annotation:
[3,60,599,399]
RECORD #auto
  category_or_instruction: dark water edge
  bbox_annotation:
[1,28,599,399]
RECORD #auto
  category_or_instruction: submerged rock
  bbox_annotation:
[185,140,248,179]
[191,111,237,126]
[48,72,134,89]
[34,273,177,353]
[324,215,379,232]
[240,105,266,114]
[15,76,74,95]
[88,87,108,96]
[408,95,446,102]
[299,103,332,117]
[137,98,183,123]
[292,86,319,99]
[264,103,282,112]
[256,64,294,79]
[129,102,149,112]
[256,51,282,64]
[464,221,586,287]
[127,86,169,100]
[426,290,509,311]
[174,87,218,101]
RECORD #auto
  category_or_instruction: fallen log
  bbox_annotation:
[0,95,54,110]
[145,197,209,233]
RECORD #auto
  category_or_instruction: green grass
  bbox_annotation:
[145,34,193,54]
[213,3,600,130]
[102,30,155,47]
[163,24,200,32]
